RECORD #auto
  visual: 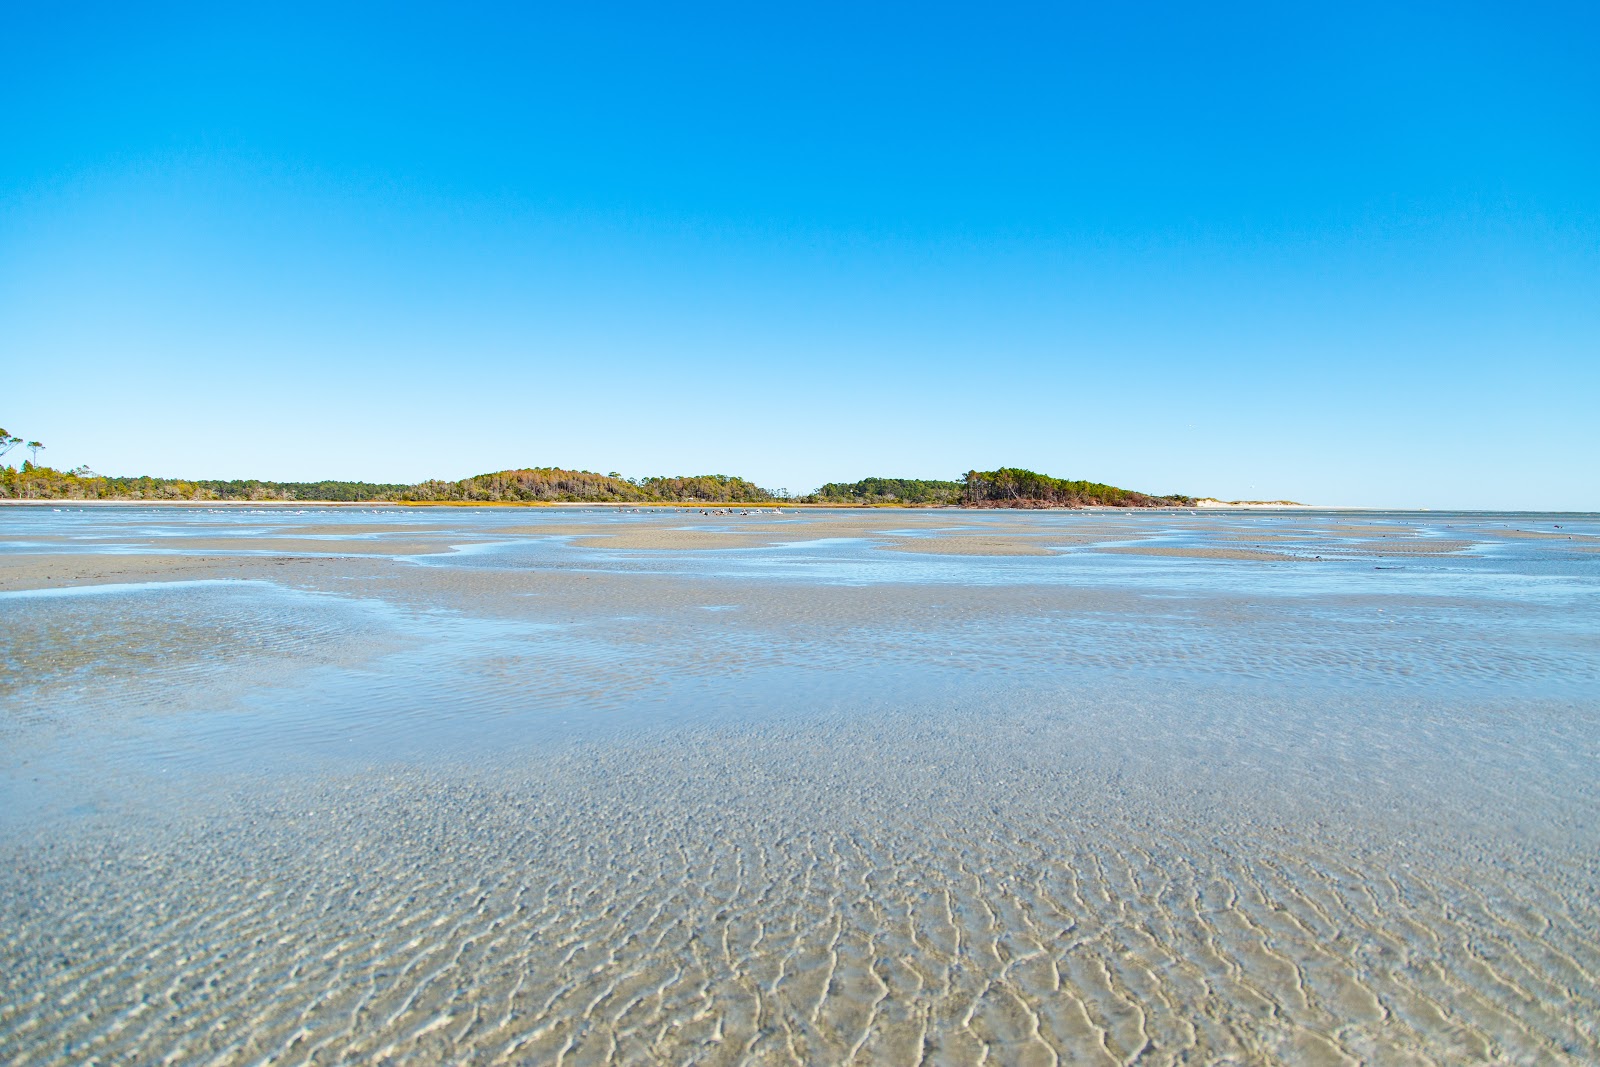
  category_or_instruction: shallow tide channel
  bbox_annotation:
[2,505,1598,1064]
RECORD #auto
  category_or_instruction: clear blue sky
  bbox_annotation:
[3,2,1596,507]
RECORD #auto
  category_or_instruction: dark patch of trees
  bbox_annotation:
[0,424,1194,506]
[962,468,1193,508]
[399,468,776,503]
[197,479,408,501]
[636,475,773,503]
[0,467,408,501]
[804,478,966,505]
[802,471,1192,508]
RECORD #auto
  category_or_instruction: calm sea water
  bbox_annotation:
[2,507,1598,1064]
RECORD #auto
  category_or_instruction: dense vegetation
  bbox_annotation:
[1,426,1194,507]
[805,477,965,505]
[0,463,1190,507]
[962,468,1193,508]
[805,471,1190,507]
[0,463,772,504]
[0,465,407,501]
[400,468,774,503]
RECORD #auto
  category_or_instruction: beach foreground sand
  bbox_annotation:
[2,506,1598,1064]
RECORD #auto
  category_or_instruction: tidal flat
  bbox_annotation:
[2,506,1598,1064]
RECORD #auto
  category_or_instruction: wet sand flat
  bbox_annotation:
[2,505,1599,1064]
[279,523,452,536]
[877,535,1058,555]
[1325,539,1480,556]
[1093,544,1303,561]
[0,552,357,593]
[124,535,483,555]
[1479,527,1596,540]
[569,528,774,550]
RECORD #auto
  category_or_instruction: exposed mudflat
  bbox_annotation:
[1091,545,1300,561]
[2,505,1598,1064]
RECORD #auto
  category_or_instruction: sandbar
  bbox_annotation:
[569,529,775,550]
[876,536,1057,556]
[1093,545,1302,561]
[0,552,349,593]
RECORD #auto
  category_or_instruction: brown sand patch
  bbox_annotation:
[746,523,925,542]
[6,529,477,551]
[282,524,447,537]
[1479,528,1594,541]
[1211,533,1327,543]
[569,530,773,550]
[1094,545,1301,562]
[0,553,352,593]
[1318,524,1417,535]
[1341,540,1478,556]
[125,537,476,555]
[492,524,617,537]
[747,518,959,534]
[877,536,1057,556]
[746,518,1131,541]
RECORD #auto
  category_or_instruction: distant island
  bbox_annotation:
[814,471,1193,508]
[0,426,1194,508]
[0,464,1196,508]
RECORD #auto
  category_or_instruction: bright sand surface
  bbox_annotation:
[3,505,1599,1064]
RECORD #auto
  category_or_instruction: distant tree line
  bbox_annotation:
[398,469,774,503]
[804,471,1192,507]
[1,425,1195,507]
[804,477,965,505]
[0,468,408,502]
[961,468,1194,508]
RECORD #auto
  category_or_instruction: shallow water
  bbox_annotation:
[2,507,1598,1064]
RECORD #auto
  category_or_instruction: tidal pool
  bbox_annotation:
[2,507,1597,1064]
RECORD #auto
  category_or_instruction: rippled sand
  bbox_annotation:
[8,726,1598,1065]
[2,506,1598,1064]
[5,697,1598,1065]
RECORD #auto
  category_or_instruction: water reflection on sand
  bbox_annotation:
[2,507,1598,1064]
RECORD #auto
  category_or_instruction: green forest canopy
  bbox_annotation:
[805,478,965,505]
[961,468,1193,508]
[2,466,1192,506]
[0,430,1193,507]
[400,469,773,504]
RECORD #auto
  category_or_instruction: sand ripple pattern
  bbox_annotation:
[3,509,1599,1065]
[4,732,1599,1067]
